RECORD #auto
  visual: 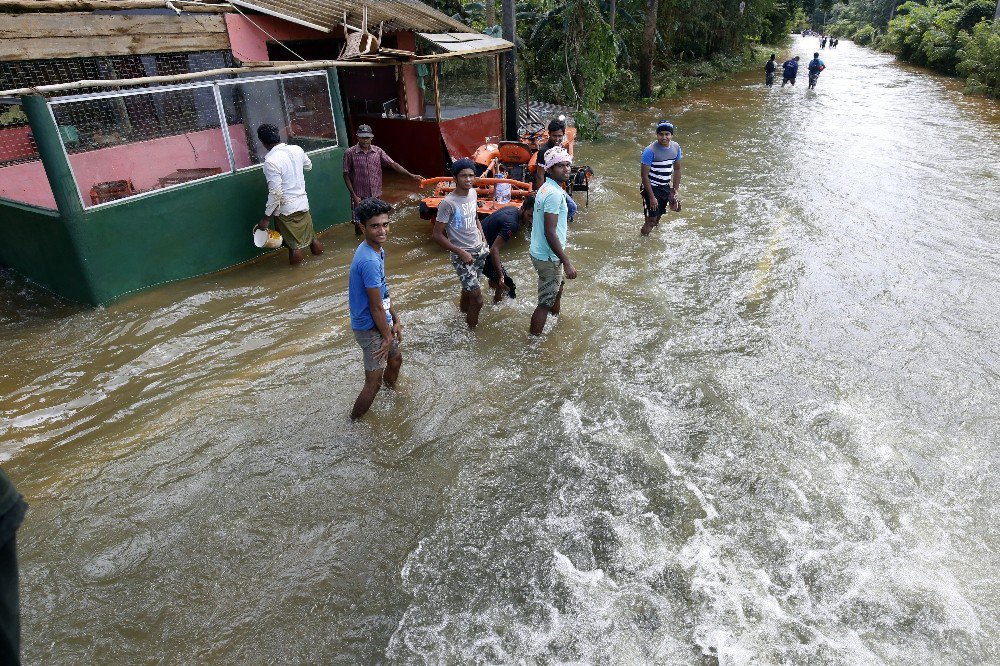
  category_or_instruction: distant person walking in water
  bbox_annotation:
[343,124,423,234]
[529,147,577,335]
[349,197,402,419]
[640,120,683,236]
[808,52,826,89]
[782,56,800,87]
[432,158,490,328]
[765,53,777,87]
[257,124,324,264]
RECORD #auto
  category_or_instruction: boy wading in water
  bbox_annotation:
[349,198,402,419]
[640,120,683,236]
[432,158,490,328]
[530,147,577,335]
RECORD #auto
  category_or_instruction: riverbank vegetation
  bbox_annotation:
[428,0,804,136]
[827,0,1000,98]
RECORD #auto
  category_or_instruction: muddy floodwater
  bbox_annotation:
[2,37,999,664]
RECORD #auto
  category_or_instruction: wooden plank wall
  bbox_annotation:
[0,13,231,61]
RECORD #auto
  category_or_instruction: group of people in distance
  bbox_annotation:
[254,117,684,419]
[764,52,827,88]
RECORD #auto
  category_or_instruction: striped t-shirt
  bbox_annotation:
[640,140,682,188]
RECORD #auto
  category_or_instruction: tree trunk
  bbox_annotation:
[502,0,518,140]
[609,0,617,31]
[639,0,658,97]
[486,0,496,28]
[994,0,999,20]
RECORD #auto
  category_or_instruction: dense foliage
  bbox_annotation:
[429,0,803,136]
[827,0,1000,97]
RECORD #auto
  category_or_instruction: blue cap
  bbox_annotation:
[656,121,675,133]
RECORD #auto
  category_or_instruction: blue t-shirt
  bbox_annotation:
[530,179,569,261]
[641,141,682,188]
[808,58,825,73]
[783,59,799,76]
[349,241,392,331]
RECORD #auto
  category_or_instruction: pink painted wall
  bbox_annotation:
[225,14,333,62]
[0,160,56,209]
[0,125,250,210]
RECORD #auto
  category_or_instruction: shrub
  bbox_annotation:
[957,19,1000,97]
[853,25,879,45]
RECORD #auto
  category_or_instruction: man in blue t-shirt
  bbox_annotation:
[530,147,577,335]
[481,195,535,303]
[348,197,402,419]
[782,56,800,87]
[640,120,683,236]
[807,52,825,88]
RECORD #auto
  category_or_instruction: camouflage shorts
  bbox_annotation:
[449,245,490,292]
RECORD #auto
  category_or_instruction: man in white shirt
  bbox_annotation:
[256,124,324,265]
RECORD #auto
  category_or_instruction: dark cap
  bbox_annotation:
[356,124,374,138]
[656,120,675,134]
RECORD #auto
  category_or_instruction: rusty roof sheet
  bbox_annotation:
[228,0,471,34]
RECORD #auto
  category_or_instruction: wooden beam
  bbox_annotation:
[0,0,233,12]
[0,13,227,39]
[1,32,230,61]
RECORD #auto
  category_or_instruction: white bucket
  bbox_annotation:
[253,226,283,249]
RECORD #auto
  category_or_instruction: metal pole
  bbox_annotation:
[433,63,442,121]
[213,83,237,172]
[325,67,348,146]
[502,0,517,140]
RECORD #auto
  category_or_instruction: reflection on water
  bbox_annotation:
[3,37,999,664]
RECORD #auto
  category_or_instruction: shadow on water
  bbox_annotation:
[2,36,999,664]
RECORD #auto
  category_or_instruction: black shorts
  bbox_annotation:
[641,185,672,220]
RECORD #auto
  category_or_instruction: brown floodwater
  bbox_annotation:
[2,36,999,664]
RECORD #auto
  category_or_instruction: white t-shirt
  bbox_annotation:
[263,143,312,216]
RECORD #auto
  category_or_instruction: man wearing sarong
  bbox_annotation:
[256,124,323,265]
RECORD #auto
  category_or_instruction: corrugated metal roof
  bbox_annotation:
[418,32,511,53]
[228,0,472,34]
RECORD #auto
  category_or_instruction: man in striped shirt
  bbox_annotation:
[343,124,423,234]
[640,120,683,236]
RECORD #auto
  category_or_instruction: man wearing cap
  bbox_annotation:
[530,146,577,335]
[343,124,423,234]
[640,121,683,236]
[256,123,324,264]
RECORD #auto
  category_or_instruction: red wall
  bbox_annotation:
[0,126,35,162]
[352,116,445,175]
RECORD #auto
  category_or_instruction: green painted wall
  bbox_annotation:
[76,149,350,304]
[1,68,353,306]
[0,150,349,305]
[0,200,94,303]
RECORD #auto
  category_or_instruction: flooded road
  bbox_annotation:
[3,36,999,664]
